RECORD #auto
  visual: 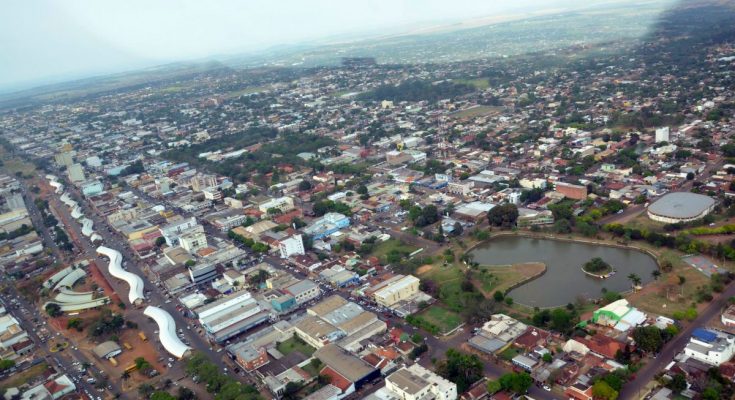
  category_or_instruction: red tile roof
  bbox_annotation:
[320,366,351,392]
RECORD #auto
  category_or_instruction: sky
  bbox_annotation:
[0,0,630,91]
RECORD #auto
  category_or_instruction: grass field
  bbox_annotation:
[0,147,35,177]
[455,78,490,90]
[371,239,418,264]
[417,305,463,334]
[451,105,503,119]
[276,336,315,357]
[0,362,49,390]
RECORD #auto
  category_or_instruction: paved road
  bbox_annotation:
[619,280,735,399]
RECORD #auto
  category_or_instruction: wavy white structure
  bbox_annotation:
[71,205,83,219]
[49,181,64,194]
[81,218,94,237]
[60,193,76,208]
[45,174,58,182]
[96,246,145,305]
[90,233,103,243]
[143,306,192,359]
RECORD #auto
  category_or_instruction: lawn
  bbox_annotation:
[455,78,490,90]
[416,305,463,334]
[371,239,418,264]
[0,362,49,390]
[499,347,520,361]
[451,105,503,119]
[0,147,36,177]
[277,336,315,357]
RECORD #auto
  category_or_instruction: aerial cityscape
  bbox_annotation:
[1,0,735,399]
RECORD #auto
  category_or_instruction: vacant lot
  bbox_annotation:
[371,239,418,264]
[455,78,490,90]
[0,362,50,390]
[277,336,316,357]
[417,305,463,334]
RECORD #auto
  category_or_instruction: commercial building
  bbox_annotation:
[196,291,271,343]
[179,229,208,254]
[228,342,269,371]
[655,127,670,143]
[369,275,420,307]
[447,181,474,196]
[591,299,647,331]
[555,182,588,200]
[314,343,380,393]
[381,364,457,400]
[160,216,199,247]
[283,279,320,305]
[258,196,295,213]
[647,192,716,223]
[68,163,86,183]
[279,234,305,258]
[188,262,218,285]
[81,180,104,197]
[517,208,555,228]
[304,212,351,240]
[684,328,735,366]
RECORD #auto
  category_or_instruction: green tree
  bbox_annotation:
[487,204,519,228]
[45,303,62,317]
[632,326,664,353]
[436,349,484,392]
[498,372,533,395]
[592,381,618,400]
[151,392,176,400]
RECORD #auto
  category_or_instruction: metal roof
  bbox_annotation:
[647,192,715,219]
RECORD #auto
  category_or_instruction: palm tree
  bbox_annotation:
[652,270,661,280]
[627,273,642,290]
[678,275,686,296]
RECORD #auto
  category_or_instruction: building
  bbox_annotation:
[160,216,199,247]
[81,180,104,197]
[67,163,86,183]
[647,192,716,223]
[555,182,588,200]
[196,291,270,343]
[369,275,420,307]
[304,212,351,240]
[188,262,218,285]
[93,341,122,359]
[279,234,305,258]
[448,181,474,197]
[722,305,735,327]
[684,328,735,366]
[517,208,554,228]
[294,315,344,348]
[382,364,457,400]
[591,299,646,331]
[228,342,269,371]
[284,279,320,304]
[258,196,295,214]
[143,306,192,359]
[180,229,208,254]
[655,127,670,143]
[314,343,380,392]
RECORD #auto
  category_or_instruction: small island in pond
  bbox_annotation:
[582,257,616,279]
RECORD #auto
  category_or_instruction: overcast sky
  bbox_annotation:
[1,0,646,91]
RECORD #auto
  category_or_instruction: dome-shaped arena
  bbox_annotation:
[647,192,715,223]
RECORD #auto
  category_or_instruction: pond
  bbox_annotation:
[469,235,658,308]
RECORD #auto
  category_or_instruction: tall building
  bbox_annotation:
[279,234,305,258]
[655,127,670,143]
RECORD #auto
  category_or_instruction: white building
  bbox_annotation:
[279,234,305,258]
[655,127,670,143]
[258,196,295,214]
[684,328,735,366]
[180,229,208,254]
[370,275,420,307]
[160,216,199,247]
[447,181,474,197]
[382,364,457,400]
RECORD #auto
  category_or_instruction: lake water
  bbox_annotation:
[469,235,658,308]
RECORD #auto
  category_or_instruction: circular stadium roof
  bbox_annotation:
[647,192,715,220]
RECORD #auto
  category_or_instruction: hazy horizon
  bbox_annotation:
[0,0,655,93]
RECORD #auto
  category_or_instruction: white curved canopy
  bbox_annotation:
[96,246,145,305]
[81,218,94,237]
[143,306,191,359]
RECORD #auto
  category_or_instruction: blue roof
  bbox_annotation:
[692,328,717,343]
